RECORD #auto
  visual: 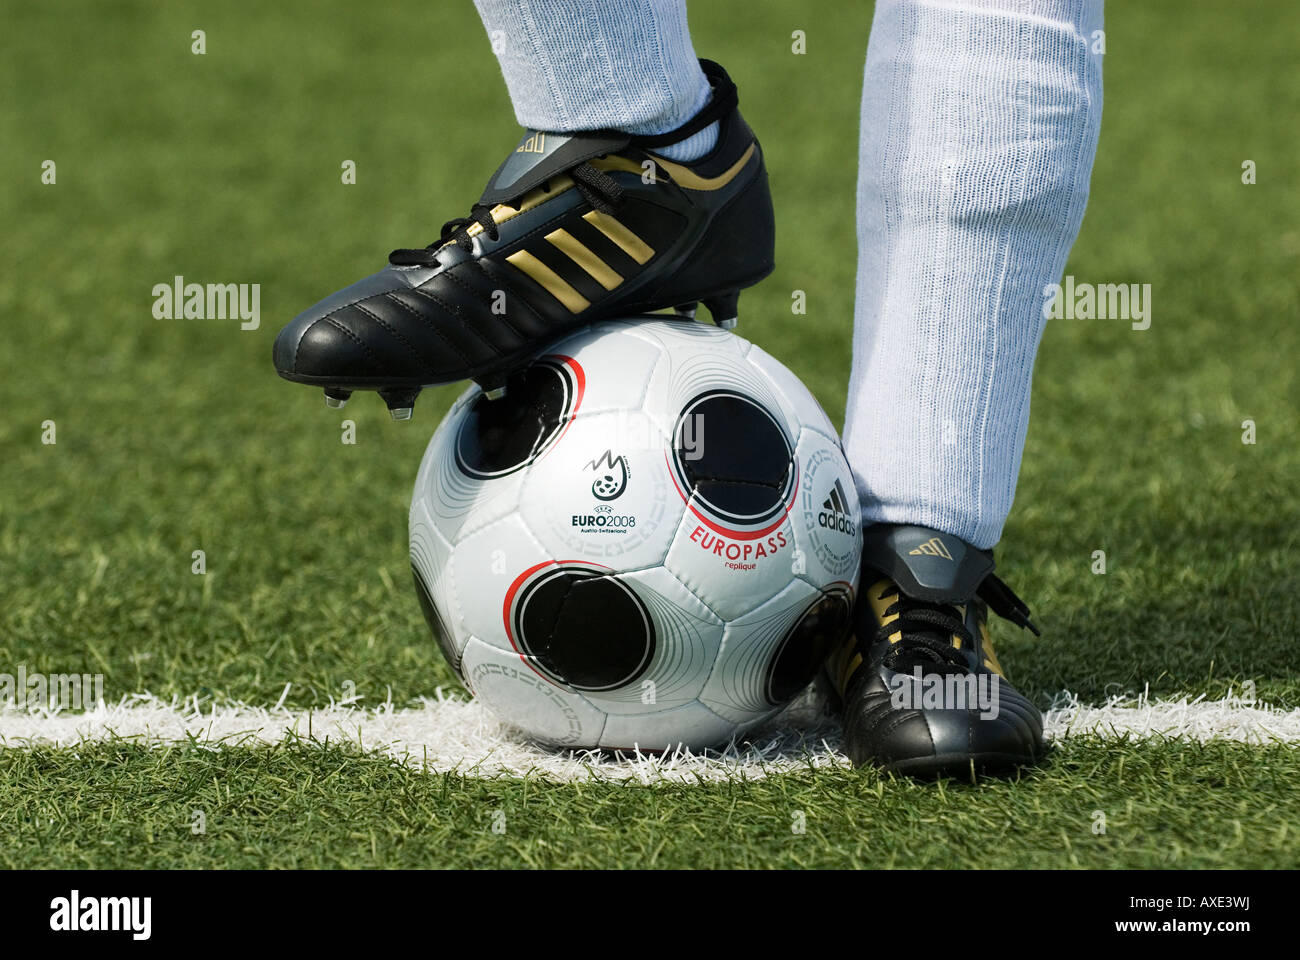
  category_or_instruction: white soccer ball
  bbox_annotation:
[409,318,861,751]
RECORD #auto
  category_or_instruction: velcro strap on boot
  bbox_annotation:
[480,129,630,206]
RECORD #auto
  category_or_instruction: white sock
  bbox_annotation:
[843,0,1104,549]
[473,0,718,161]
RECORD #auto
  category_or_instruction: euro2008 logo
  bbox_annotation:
[570,449,639,538]
[586,449,628,501]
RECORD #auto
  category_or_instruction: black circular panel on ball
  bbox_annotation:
[412,564,463,681]
[515,569,655,692]
[455,361,573,479]
[673,391,793,525]
[766,588,853,705]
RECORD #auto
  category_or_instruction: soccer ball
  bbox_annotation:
[409,318,861,750]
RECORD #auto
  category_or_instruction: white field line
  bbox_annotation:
[0,688,1296,783]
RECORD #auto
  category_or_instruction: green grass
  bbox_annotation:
[1,0,1298,868]
[3,739,1297,869]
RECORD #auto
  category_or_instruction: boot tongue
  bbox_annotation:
[861,524,993,604]
[480,128,631,206]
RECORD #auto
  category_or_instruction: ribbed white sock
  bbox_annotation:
[843,0,1104,549]
[473,0,718,161]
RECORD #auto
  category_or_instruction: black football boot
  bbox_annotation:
[825,524,1046,779]
[273,59,775,419]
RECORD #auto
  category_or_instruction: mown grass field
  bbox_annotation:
[1,0,1297,868]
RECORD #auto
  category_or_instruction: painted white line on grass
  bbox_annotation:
[0,689,1295,782]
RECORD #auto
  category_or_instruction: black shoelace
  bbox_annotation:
[388,163,625,269]
[876,575,1040,672]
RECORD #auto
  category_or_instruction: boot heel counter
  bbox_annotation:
[667,159,775,297]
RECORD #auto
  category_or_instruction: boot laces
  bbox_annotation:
[387,162,624,269]
[876,586,971,672]
[875,574,1040,672]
